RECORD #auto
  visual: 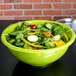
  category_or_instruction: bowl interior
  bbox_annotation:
[1,20,75,53]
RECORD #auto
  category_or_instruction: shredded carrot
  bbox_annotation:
[43,32,51,37]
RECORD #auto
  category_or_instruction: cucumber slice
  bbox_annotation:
[46,24,53,29]
[27,35,38,42]
[53,35,61,41]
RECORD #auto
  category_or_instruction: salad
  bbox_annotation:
[6,21,69,50]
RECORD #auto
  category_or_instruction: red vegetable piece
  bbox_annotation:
[10,38,14,40]
[38,48,41,50]
[63,36,65,38]
[30,24,37,29]
[32,47,35,49]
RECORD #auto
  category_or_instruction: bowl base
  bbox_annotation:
[32,63,53,68]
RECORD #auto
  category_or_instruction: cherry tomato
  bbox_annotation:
[30,24,37,29]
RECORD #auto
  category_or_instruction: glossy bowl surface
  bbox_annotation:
[1,20,75,66]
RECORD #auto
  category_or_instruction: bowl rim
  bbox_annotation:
[1,20,76,53]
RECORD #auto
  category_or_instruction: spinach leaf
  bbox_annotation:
[21,22,30,30]
[8,39,15,44]
[53,25,66,35]
[37,24,42,29]
[54,26,61,31]
[40,27,49,32]
[23,44,30,48]
[15,32,23,39]
[41,37,52,44]
[15,26,21,31]
[6,35,10,41]
[36,32,43,37]
[10,31,21,35]
[42,46,50,49]
[54,28,66,35]
[45,42,53,48]
[15,38,24,47]
[52,23,60,28]
[15,22,21,31]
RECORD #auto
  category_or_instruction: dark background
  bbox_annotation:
[0,20,76,76]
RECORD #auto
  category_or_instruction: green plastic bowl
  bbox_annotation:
[1,20,75,66]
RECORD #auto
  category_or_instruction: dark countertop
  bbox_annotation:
[0,20,76,76]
